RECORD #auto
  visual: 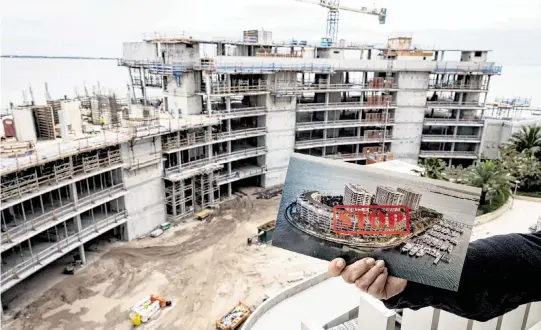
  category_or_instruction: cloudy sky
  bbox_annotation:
[2,0,540,66]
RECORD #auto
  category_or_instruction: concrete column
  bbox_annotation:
[172,183,178,216]
[226,96,231,112]
[79,245,86,264]
[456,109,461,121]
[228,183,232,197]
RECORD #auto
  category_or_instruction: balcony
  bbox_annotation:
[296,119,395,131]
[271,82,398,94]
[297,102,397,112]
[210,106,267,119]
[322,153,368,161]
[419,150,478,159]
[0,184,127,252]
[295,136,392,149]
[421,135,482,143]
[1,211,128,293]
[424,118,484,127]
[426,101,484,109]
[164,147,267,181]
[434,63,503,75]
[162,127,267,153]
[215,166,267,185]
[1,150,123,208]
[428,82,488,92]
[209,81,269,96]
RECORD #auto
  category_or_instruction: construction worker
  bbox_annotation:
[99,116,105,129]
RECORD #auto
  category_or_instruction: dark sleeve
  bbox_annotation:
[383,232,541,322]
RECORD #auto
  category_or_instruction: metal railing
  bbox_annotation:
[210,106,267,118]
[165,147,267,175]
[419,150,478,157]
[272,82,398,93]
[426,101,484,108]
[0,184,126,247]
[215,166,267,184]
[162,127,267,152]
[1,150,122,204]
[322,153,368,160]
[421,134,482,141]
[434,63,503,75]
[295,136,392,148]
[424,118,484,125]
[211,81,268,94]
[428,83,488,91]
[297,102,397,111]
[0,210,128,289]
[296,119,395,129]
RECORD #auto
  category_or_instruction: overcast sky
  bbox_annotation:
[1,0,541,66]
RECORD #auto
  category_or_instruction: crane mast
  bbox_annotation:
[295,0,387,46]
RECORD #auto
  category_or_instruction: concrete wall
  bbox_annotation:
[123,42,157,62]
[263,72,297,187]
[481,118,541,159]
[392,72,428,164]
[160,43,200,63]
[164,72,202,117]
[120,138,166,240]
[13,108,37,143]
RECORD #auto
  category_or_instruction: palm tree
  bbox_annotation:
[508,125,541,156]
[444,165,467,184]
[416,158,446,180]
[465,161,515,207]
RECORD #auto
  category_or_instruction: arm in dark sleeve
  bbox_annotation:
[383,232,541,322]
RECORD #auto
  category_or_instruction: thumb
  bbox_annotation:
[328,258,346,277]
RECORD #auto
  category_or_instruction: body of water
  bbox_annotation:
[272,154,479,292]
[1,58,540,109]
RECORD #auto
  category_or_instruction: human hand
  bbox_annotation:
[328,257,408,300]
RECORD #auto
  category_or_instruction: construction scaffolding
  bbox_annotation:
[32,106,56,140]
[195,173,220,210]
[45,100,61,124]
[165,179,195,221]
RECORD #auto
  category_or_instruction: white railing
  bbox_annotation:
[0,210,128,289]
[428,83,488,91]
[296,119,395,129]
[272,82,398,92]
[322,153,368,160]
[421,135,482,141]
[210,106,267,117]
[215,167,267,184]
[1,150,122,203]
[211,81,268,94]
[419,151,478,157]
[295,136,392,148]
[0,184,125,246]
[162,127,267,152]
[297,102,397,111]
[165,147,267,175]
[424,118,484,125]
[426,101,484,108]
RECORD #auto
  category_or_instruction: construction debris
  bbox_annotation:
[254,187,282,200]
[129,294,172,326]
[216,301,253,330]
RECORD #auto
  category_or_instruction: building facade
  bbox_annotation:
[397,187,422,211]
[374,186,405,206]
[343,183,373,206]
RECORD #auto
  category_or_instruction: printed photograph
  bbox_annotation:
[273,153,482,291]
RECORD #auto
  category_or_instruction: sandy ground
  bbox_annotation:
[3,189,327,330]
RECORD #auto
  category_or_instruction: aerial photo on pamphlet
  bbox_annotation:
[272,153,482,291]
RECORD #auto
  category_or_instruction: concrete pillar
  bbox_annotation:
[79,245,86,264]
[228,183,232,197]
[456,109,461,121]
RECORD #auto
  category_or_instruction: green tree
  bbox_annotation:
[499,146,541,192]
[444,165,467,184]
[415,158,446,180]
[508,125,541,156]
[466,161,515,207]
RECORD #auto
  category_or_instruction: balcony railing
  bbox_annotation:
[297,102,397,112]
[322,153,368,161]
[296,119,395,130]
[1,150,122,205]
[162,128,267,153]
[421,134,482,142]
[434,63,503,75]
[424,118,484,125]
[426,101,484,108]
[0,184,126,249]
[419,150,479,158]
[0,211,128,291]
[210,106,267,118]
[428,83,488,91]
[272,82,398,93]
[164,147,267,175]
[210,81,268,94]
[215,166,267,184]
[295,136,392,149]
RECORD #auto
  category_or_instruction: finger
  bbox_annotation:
[341,257,376,284]
[354,260,386,292]
[367,267,389,299]
[328,258,346,277]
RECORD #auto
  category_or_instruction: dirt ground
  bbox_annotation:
[4,188,327,330]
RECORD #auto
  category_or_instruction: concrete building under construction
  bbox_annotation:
[0,30,502,309]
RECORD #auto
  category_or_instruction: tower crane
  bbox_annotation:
[294,0,387,46]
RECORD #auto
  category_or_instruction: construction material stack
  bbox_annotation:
[216,301,253,330]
